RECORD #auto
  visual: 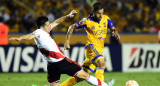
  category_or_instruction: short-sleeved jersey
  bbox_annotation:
[74,14,114,51]
[32,24,65,63]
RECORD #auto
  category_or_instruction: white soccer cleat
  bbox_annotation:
[107,78,115,86]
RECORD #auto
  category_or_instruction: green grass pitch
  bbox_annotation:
[0,72,159,86]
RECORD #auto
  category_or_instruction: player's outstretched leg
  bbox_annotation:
[75,69,114,86]
[60,77,77,86]
[60,66,94,86]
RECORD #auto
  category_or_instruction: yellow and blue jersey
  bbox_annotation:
[74,14,114,54]
[74,14,114,72]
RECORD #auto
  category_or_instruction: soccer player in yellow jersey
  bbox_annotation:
[61,2,120,86]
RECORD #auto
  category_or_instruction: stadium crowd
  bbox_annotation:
[0,0,160,33]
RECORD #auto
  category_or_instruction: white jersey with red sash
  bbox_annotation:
[32,24,64,63]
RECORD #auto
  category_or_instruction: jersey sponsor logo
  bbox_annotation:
[111,23,113,26]
[103,22,106,27]
[93,29,107,35]
[0,45,114,72]
[75,23,79,28]
[122,44,160,72]
[91,25,95,30]
[98,37,105,40]
[0,46,47,72]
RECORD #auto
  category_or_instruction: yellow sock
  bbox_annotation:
[95,68,104,81]
[60,77,77,86]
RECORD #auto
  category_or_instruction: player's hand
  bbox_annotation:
[64,41,70,50]
[112,31,120,40]
[67,10,77,18]
[9,37,21,41]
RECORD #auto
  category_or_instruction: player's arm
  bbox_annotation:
[107,18,120,40]
[9,34,36,41]
[64,24,76,50]
[50,10,77,30]
[64,18,87,50]
[109,27,120,40]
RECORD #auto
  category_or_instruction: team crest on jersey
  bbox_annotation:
[91,25,95,30]
[37,35,40,38]
[103,22,106,27]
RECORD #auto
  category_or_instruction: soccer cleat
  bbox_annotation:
[106,78,114,86]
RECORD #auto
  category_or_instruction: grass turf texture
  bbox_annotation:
[0,72,159,86]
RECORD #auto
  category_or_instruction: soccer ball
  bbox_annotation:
[125,80,139,86]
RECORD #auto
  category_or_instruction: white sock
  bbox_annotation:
[86,74,108,86]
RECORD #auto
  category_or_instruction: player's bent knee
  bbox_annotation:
[83,68,92,74]
[76,69,88,80]
[87,71,92,74]
[96,58,106,68]
[100,61,106,68]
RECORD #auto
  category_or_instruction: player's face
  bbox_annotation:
[44,21,50,31]
[94,9,104,21]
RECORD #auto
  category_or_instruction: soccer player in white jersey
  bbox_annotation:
[9,10,114,86]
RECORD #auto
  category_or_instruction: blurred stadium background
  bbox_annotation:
[0,0,160,86]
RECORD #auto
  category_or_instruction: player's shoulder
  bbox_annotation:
[32,29,42,33]
[79,17,88,25]
[35,29,42,31]
[102,14,110,19]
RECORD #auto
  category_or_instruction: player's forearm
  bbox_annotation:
[53,15,69,24]
[66,25,75,42]
[19,35,31,40]
[50,10,76,30]
[19,34,36,40]
[50,15,70,29]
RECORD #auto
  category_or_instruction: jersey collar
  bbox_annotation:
[88,14,100,24]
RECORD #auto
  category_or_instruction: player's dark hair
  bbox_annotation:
[93,2,103,11]
[0,17,4,22]
[36,16,48,28]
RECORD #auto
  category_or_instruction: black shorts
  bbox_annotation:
[47,57,82,83]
